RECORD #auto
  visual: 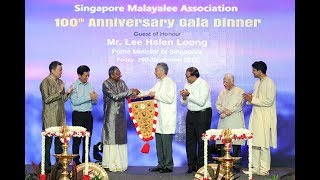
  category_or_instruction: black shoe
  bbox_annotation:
[186,166,197,174]
[149,167,162,172]
[104,168,110,172]
[160,168,173,173]
[93,143,103,161]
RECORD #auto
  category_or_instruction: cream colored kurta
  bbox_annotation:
[215,86,245,145]
[140,76,177,134]
[247,76,277,148]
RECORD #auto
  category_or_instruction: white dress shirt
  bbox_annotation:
[180,77,212,111]
[139,76,177,134]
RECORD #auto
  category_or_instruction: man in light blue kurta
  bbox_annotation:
[70,65,98,165]
[215,73,245,173]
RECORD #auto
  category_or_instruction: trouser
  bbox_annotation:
[44,136,63,170]
[219,144,242,168]
[72,111,93,163]
[186,107,212,169]
[252,146,270,174]
[155,133,174,170]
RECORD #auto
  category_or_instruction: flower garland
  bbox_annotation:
[127,97,158,153]
[40,126,91,179]
[247,138,253,180]
[40,135,46,180]
[42,126,90,143]
[84,132,89,175]
[201,128,253,180]
[203,137,208,180]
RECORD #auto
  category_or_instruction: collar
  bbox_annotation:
[76,79,88,85]
[226,85,235,91]
[260,76,267,82]
[190,77,200,85]
[48,74,59,82]
[160,75,168,82]
[108,78,119,83]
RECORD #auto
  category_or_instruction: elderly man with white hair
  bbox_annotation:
[215,73,246,174]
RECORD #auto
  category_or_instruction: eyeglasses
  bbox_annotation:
[185,75,193,79]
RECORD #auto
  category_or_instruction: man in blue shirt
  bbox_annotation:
[70,65,98,165]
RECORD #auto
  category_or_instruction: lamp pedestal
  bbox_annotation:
[53,126,78,180]
[213,129,241,180]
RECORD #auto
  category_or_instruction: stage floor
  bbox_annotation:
[25,164,295,180]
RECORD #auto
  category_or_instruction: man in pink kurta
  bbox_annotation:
[242,61,277,176]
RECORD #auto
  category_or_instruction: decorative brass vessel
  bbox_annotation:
[212,129,241,180]
[53,126,78,180]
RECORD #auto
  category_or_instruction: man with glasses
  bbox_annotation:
[180,67,212,174]
[215,73,245,174]
[101,66,140,172]
[139,62,177,173]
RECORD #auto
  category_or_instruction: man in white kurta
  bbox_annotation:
[243,61,277,176]
[139,62,177,173]
[215,73,245,173]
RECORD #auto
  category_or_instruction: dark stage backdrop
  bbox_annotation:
[25,0,295,168]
